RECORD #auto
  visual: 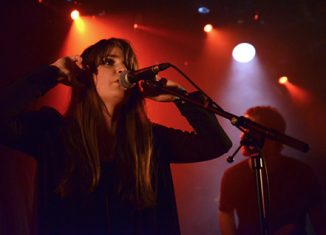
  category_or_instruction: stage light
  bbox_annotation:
[203,24,213,32]
[198,7,210,14]
[232,43,256,63]
[278,76,288,84]
[71,10,80,20]
[133,23,138,29]
[254,13,260,21]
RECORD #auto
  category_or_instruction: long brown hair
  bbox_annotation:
[58,38,155,208]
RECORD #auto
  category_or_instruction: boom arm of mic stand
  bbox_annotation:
[148,79,310,153]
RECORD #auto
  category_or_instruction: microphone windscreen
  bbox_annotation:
[119,71,134,89]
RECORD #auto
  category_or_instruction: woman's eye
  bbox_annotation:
[103,58,115,66]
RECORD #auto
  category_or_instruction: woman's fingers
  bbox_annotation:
[51,55,85,87]
[71,55,83,70]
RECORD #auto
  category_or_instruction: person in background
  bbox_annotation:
[218,106,325,235]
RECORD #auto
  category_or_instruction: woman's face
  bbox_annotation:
[93,47,127,107]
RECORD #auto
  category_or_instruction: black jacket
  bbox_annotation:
[0,65,232,235]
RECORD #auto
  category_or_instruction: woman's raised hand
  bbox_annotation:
[142,75,186,102]
[51,55,84,87]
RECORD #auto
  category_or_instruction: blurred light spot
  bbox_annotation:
[198,7,210,14]
[204,24,213,33]
[71,10,80,20]
[232,43,256,63]
[278,76,288,84]
[253,12,260,21]
[133,23,138,29]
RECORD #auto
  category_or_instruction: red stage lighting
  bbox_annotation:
[253,11,260,21]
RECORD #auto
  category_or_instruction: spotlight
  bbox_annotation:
[232,43,256,63]
[278,76,288,84]
[203,24,213,33]
[71,10,80,20]
[198,6,210,14]
[253,11,260,21]
[133,23,138,29]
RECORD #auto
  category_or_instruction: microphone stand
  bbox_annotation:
[241,134,270,235]
[251,151,269,235]
[144,78,310,235]
[145,78,309,152]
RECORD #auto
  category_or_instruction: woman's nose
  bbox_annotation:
[116,64,127,74]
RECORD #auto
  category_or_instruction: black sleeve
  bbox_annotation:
[154,92,232,163]
[0,65,62,157]
[0,65,60,120]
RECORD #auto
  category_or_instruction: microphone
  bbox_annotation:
[119,63,171,89]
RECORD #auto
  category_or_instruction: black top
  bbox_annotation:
[0,65,232,235]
